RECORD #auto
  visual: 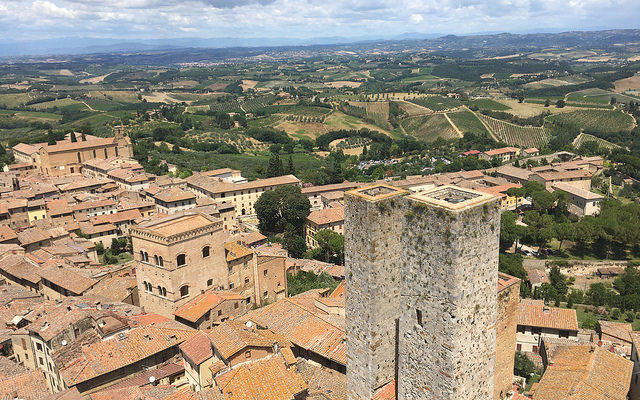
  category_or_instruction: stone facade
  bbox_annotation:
[345,184,502,400]
[495,273,520,400]
[344,185,407,400]
[131,213,230,318]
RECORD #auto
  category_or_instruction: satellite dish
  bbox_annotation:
[61,340,67,346]
[149,376,155,383]
[245,321,252,328]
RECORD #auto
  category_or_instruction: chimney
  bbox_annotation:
[11,177,19,191]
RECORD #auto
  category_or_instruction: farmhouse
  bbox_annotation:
[480,147,520,162]
[553,182,603,216]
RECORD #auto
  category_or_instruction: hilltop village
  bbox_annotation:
[0,123,636,400]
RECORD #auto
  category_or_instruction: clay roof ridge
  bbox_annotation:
[281,298,345,332]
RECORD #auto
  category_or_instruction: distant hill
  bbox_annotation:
[2,29,640,64]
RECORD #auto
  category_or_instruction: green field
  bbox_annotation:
[547,109,635,134]
[283,105,332,117]
[447,111,490,135]
[0,109,61,122]
[401,114,459,142]
[465,98,511,111]
[408,95,461,111]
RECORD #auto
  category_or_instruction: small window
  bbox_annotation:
[39,357,43,366]
[176,254,186,266]
[244,277,249,284]
[263,291,268,298]
[180,285,189,297]
[234,302,239,309]
[263,270,268,276]
[154,255,159,266]
[158,256,163,267]
[36,343,42,351]
[229,283,235,289]
[416,309,423,327]
[202,246,210,258]
[104,148,108,158]
[245,350,251,359]
[217,310,222,316]
[207,279,213,287]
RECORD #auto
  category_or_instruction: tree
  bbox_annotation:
[544,99,550,107]
[556,99,566,108]
[555,222,574,250]
[514,351,535,378]
[266,153,284,177]
[254,185,311,234]
[313,229,345,265]
[282,230,306,258]
[549,266,568,297]
[70,132,77,142]
[286,156,296,175]
[535,283,558,303]
[287,270,338,296]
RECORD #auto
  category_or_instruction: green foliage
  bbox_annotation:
[287,270,339,297]
[254,185,311,235]
[514,351,536,378]
[310,229,345,265]
[282,231,307,259]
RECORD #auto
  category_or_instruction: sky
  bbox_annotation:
[0,0,639,41]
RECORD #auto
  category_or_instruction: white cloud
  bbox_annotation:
[0,0,638,40]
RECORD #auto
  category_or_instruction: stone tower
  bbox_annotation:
[345,184,501,400]
[344,185,408,400]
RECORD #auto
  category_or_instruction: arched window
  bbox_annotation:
[143,252,149,263]
[176,254,186,266]
[139,251,144,261]
[154,255,159,266]
[157,286,166,297]
[202,246,210,258]
[180,285,189,297]
[144,282,152,292]
[158,256,163,267]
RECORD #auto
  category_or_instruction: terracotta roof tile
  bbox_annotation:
[174,289,243,323]
[518,300,578,331]
[307,207,344,226]
[208,320,275,360]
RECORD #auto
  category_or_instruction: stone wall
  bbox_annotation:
[397,195,500,400]
[495,278,520,400]
[345,185,502,400]
[345,188,406,400]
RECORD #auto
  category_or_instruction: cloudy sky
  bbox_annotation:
[0,0,638,41]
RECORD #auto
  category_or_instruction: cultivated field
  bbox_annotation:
[547,109,636,134]
[477,113,550,147]
[447,111,490,135]
[401,114,460,142]
[409,96,461,111]
[614,73,640,93]
[572,133,620,151]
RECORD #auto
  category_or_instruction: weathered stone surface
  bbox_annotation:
[345,185,501,400]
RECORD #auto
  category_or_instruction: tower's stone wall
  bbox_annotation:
[345,185,502,400]
[397,194,500,399]
[495,274,521,400]
[345,186,407,400]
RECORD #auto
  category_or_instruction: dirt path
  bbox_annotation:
[443,112,463,137]
[82,101,96,112]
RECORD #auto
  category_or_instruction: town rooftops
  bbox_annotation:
[207,320,276,360]
[244,298,346,366]
[532,169,592,181]
[216,356,308,400]
[186,173,300,195]
[12,142,43,155]
[153,187,196,203]
[225,241,253,262]
[39,265,97,295]
[179,331,214,366]
[407,185,499,211]
[477,183,522,199]
[484,147,520,156]
[301,181,359,195]
[497,272,520,292]
[524,147,540,154]
[496,165,534,181]
[518,299,578,331]
[531,345,632,400]
[599,320,633,344]
[553,182,604,200]
[56,321,195,387]
[133,212,220,238]
[174,289,244,323]
[307,206,344,226]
